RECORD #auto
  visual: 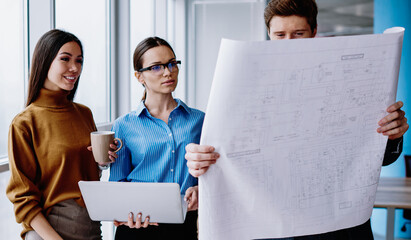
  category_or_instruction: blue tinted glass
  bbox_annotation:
[169,62,180,71]
[168,62,176,70]
[151,65,163,72]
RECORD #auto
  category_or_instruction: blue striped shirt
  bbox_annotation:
[109,99,204,194]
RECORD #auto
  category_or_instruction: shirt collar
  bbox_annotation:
[176,99,191,114]
[135,98,190,117]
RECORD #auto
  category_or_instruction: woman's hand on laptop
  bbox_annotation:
[114,212,158,229]
[184,186,198,211]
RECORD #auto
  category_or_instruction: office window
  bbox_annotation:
[316,0,373,36]
[187,0,266,111]
[56,0,111,124]
[0,1,26,238]
[0,0,25,159]
[129,0,155,111]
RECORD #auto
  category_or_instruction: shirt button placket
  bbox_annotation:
[168,131,175,176]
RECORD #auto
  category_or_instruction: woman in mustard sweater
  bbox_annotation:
[6,29,114,240]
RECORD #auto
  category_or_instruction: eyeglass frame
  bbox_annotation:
[138,60,181,74]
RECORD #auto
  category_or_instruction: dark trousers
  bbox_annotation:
[266,219,374,240]
[115,210,198,240]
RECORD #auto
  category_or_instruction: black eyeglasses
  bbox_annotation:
[138,60,181,75]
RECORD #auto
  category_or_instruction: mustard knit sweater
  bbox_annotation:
[6,88,100,236]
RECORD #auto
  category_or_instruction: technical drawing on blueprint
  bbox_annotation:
[199,27,404,240]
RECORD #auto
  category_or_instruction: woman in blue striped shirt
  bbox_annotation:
[109,37,203,240]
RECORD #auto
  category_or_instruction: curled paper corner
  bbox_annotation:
[383,27,405,34]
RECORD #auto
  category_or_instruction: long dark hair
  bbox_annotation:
[26,29,83,106]
[133,36,176,101]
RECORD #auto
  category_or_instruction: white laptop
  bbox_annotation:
[78,181,188,223]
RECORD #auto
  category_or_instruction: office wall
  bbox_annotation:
[372,0,411,238]
[374,0,411,175]
[186,0,266,111]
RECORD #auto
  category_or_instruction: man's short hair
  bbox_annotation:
[264,0,318,33]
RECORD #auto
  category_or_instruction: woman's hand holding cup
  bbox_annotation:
[88,131,123,166]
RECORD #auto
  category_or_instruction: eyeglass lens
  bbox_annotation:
[152,62,178,74]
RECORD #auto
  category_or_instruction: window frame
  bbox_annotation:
[0,0,29,170]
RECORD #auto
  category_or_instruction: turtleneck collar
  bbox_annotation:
[32,88,72,108]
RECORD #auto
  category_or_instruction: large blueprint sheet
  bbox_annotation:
[199,28,404,240]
